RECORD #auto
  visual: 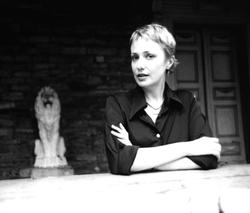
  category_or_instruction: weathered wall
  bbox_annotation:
[0,11,150,179]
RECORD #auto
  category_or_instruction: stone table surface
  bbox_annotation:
[0,164,250,213]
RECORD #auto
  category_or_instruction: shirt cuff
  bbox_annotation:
[118,145,139,175]
[188,155,218,170]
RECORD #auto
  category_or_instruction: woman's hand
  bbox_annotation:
[187,136,222,160]
[111,123,132,146]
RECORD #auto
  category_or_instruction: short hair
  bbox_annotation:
[130,23,178,72]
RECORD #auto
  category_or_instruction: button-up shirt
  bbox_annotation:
[104,84,218,175]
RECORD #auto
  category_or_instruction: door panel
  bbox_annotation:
[203,29,245,163]
[174,30,206,114]
[174,27,246,164]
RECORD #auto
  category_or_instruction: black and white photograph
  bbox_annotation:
[0,0,250,212]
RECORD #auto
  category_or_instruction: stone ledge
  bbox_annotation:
[1,164,250,213]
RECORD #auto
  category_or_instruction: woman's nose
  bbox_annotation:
[135,58,145,71]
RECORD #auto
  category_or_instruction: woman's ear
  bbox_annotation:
[166,70,172,76]
[165,57,174,70]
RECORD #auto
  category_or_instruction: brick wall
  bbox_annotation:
[0,12,150,179]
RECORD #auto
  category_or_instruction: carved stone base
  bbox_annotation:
[30,166,74,179]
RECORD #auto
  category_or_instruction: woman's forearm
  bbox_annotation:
[154,157,200,171]
[131,142,189,172]
[110,121,221,173]
[130,136,221,172]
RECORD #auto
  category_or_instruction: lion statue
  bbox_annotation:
[34,86,68,168]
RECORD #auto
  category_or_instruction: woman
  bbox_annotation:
[104,23,221,175]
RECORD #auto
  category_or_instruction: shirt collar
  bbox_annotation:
[129,83,183,120]
[129,86,147,120]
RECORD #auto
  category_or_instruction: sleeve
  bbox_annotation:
[104,96,139,175]
[187,96,218,169]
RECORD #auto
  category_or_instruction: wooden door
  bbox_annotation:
[173,26,246,164]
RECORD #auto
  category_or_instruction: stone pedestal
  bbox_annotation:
[31,166,74,179]
[20,166,74,179]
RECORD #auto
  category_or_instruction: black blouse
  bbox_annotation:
[104,84,218,175]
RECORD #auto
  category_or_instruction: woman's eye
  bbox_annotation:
[131,55,138,61]
[145,54,155,60]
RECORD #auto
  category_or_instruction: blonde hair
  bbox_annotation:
[130,23,178,72]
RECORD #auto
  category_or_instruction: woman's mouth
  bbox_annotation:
[137,73,149,80]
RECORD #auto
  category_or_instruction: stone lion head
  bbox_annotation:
[35,86,61,126]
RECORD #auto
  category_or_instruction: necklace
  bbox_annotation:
[146,102,163,110]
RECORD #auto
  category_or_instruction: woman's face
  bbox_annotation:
[130,37,171,89]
